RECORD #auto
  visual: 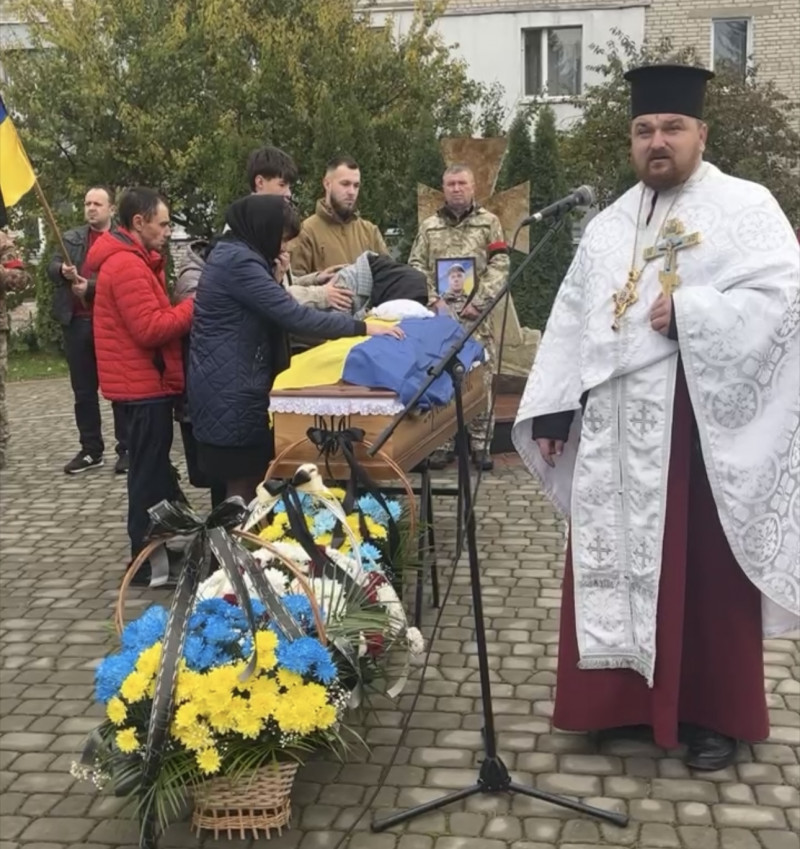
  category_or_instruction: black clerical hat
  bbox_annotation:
[624,64,715,119]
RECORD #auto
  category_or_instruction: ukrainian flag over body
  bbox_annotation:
[274,316,485,409]
[0,95,36,208]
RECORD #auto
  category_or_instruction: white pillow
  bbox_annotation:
[369,299,434,320]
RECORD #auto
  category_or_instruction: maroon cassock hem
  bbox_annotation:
[552,364,769,749]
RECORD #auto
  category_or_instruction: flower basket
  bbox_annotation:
[191,760,299,839]
[76,493,354,848]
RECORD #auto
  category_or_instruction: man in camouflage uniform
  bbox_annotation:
[408,164,509,471]
[0,230,30,470]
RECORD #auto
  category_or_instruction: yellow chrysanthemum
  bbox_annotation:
[329,487,346,500]
[119,671,149,703]
[115,727,139,753]
[273,695,319,734]
[364,516,387,540]
[248,689,279,721]
[196,747,222,775]
[273,681,333,734]
[315,702,337,729]
[234,708,263,739]
[173,701,199,729]
[254,631,278,672]
[135,642,163,679]
[276,669,304,691]
[204,665,240,694]
[208,707,236,733]
[315,532,333,547]
[259,523,285,542]
[106,697,127,726]
[173,721,214,751]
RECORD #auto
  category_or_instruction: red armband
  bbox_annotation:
[487,241,508,260]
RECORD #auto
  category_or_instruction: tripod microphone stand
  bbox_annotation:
[367,215,629,832]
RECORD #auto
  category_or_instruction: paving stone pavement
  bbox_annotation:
[1,377,798,849]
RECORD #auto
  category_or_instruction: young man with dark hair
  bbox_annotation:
[48,185,129,474]
[245,146,299,195]
[89,187,194,587]
[290,154,388,276]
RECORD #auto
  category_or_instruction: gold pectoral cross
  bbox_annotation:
[612,269,641,331]
[643,218,702,297]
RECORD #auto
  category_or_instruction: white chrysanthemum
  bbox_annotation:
[196,569,232,601]
[291,576,347,622]
[406,627,425,656]
[375,582,407,633]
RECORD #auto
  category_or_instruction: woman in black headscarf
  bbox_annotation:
[188,194,403,501]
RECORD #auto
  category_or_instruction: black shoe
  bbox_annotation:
[684,726,738,771]
[114,452,129,474]
[472,451,494,471]
[428,449,455,470]
[64,452,104,474]
[128,565,152,587]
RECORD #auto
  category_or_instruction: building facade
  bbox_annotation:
[647,0,799,104]
[362,0,798,126]
[362,0,648,127]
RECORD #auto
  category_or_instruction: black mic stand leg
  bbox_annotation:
[371,358,628,833]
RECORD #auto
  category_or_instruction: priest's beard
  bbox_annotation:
[635,150,703,192]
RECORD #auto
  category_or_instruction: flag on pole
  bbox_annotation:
[0,94,36,209]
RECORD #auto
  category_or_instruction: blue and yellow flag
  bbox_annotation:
[274,316,485,409]
[0,95,36,209]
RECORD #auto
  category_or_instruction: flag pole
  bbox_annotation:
[31,178,70,260]
[31,178,88,307]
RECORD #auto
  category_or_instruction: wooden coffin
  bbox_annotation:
[269,365,487,480]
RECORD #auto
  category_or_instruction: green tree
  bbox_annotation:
[561,30,800,221]
[525,106,576,328]
[495,106,536,325]
[4,0,490,240]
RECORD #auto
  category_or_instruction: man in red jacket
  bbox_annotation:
[89,187,193,587]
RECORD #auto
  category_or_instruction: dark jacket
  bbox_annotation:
[187,238,368,448]
[89,230,193,402]
[47,224,116,325]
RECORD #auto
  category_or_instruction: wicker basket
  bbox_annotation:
[192,760,300,839]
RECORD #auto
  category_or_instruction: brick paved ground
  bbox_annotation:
[1,377,798,849]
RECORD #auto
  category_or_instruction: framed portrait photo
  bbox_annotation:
[436,257,475,298]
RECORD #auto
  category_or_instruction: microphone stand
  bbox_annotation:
[367,214,628,832]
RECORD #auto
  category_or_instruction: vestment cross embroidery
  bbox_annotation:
[629,402,658,436]
[643,218,702,296]
[587,534,613,564]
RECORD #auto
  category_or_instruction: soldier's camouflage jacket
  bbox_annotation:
[407,204,509,319]
[0,231,30,332]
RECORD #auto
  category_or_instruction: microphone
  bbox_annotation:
[520,185,595,225]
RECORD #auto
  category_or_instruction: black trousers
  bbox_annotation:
[62,317,128,458]
[124,399,180,559]
[179,421,226,508]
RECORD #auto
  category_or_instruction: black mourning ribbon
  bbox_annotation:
[306,422,401,576]
[84,497,302,849]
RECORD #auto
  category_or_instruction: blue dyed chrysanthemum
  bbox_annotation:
[359,542,382,569]
[95,649,139,703]
[276,636,337,684]
[119,605,168,652]
[312,511,337,535]
[357,495,401,525]
[281,594,314,627]
[201,616,238,645]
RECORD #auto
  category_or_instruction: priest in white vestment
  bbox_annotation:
[513,64,799,771]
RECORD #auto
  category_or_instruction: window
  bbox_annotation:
[712,18,750,81]
[524,27,582,97]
